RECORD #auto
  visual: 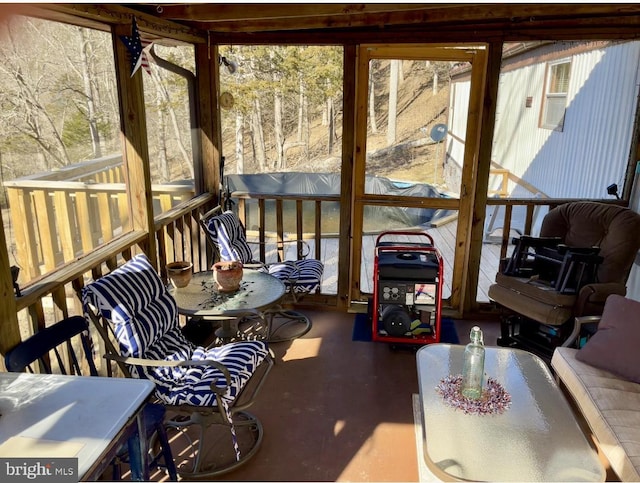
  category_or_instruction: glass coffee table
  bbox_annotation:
[416,344,605,481]
[172,269,285,342]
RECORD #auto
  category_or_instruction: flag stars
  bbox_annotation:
[119,17,152,77]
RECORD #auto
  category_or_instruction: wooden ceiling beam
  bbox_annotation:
[162,3,640,33]
[208,14,640,45]
[32,3,206,44]
[155,3,430,22]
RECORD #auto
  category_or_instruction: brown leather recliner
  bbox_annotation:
[489,201,640,358]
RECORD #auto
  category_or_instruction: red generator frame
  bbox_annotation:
[371,231,444,345]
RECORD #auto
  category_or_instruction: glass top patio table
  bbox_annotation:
[172,269,285,316]
[416,343,605,482]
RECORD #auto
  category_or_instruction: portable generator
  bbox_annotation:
[371,231,443,345]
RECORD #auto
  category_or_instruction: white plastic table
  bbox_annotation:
[416,344,605,481]
[0,372,155,481]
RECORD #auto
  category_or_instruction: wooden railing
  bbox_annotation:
[8,185,626,372]
[11,193,215,374]
[4,156,195,283]
[488,169,509,198]
[484,197,625,260]
[231,193,340,263]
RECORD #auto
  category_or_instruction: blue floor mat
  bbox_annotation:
[352,312,459,344]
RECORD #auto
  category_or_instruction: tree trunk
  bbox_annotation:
[387,59,399,146]
[368,64,378,134]
[78,28,101,158]
[155,82,169,182]
[150,70,194,179]
[297,77,304,142]
[252,98,267,171]
[235,113,244,174]
[274,90,284,170]
[327,97,334,154]
[302,93,309,159]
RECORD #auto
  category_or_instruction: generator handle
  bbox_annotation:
[375,230,434,247]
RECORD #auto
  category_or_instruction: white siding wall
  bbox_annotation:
[490,41,640,199]
[443,79,471,195]
[446,41,640,200]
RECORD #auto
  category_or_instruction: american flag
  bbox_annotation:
[141,39,153,76]
[119,17,154,77]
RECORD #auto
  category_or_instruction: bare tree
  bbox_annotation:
[235,113,244,174]
[368,61,378,134]
[78,28,101,157]
[251,97,267,171]
[297,76,304,142]
[274,90,284,170]
[147,68,194,179]
[387,59,399,146]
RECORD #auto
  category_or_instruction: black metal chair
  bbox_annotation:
[4,315,178,481]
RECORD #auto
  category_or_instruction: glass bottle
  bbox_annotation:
[461,326,485,399]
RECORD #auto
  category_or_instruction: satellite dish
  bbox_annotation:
[430,124,448,143]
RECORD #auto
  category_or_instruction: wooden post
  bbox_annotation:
[112,21,156,266]
[340,44,357,310]
[0,206,20,357]
[450,47,489,314]
[196,42,220,197]
[463,42,503,314]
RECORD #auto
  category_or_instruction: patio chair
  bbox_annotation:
[489,201,640,359]
[80,254,273,478]
[3,315,178,481]
[200,206,324,342]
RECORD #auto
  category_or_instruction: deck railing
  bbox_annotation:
[11,192,215,375]
[231,193,340,263]
[5,156,626,371]
[484,197,624,259]
[4,155,195,282]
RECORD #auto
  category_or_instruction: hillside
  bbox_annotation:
[221,58,451,188]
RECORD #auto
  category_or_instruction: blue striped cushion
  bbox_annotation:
[204,211,255,263]
[81,254,175,358]
[268,259,324,293]
[81,254,269,407]
[204,210,323,293]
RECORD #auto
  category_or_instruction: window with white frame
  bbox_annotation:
[542,59,571,131]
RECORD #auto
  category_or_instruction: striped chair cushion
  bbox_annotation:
[81,254,176,357]
[204,210,255,264]
[204,210,324,293]
[268,259,324,293]
[81,254,269,407]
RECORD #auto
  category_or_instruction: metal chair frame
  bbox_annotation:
[81,257,273,478]
[200,205,318,342]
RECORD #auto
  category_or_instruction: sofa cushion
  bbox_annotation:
[575,294,640,384]
[488,277,574,326]
[552,347,640,481]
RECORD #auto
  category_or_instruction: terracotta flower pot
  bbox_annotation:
[166,261,193,288]
[213,261,243,292]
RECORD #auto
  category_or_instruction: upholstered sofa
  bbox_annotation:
[551,295,640,481]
